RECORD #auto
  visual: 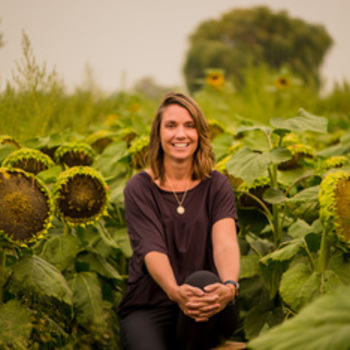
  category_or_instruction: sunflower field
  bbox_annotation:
[1,36,350,350]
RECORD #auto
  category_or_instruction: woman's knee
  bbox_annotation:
[184,270,220,289]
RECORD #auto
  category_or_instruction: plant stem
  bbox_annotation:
[317,228,330,273]
[64,223,71,235]
[0,247,6,305]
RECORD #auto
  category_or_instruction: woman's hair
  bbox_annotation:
[148,92,215,183]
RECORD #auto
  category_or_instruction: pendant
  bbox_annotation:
[177,206,185,214]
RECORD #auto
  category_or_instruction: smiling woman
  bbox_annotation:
[118,92,241,350]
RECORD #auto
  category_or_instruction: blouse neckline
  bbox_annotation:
[140,170,209,194]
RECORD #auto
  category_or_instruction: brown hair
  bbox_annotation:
[148,92,215,183]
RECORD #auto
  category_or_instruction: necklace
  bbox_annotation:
[166,178,189,215]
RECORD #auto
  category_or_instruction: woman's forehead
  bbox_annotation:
[161,104,194,121]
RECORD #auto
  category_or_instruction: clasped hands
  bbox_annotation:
[177,283,234,322]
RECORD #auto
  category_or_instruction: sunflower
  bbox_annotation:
[0,135,21,149]
[237,177,272,209]
[86,130,115,154]
[52,166,109,226]
[324,156,348,170]
[275,76,290,90]
[3,148,55,175]
[54,142,95,167]
[208,119,226,140]
[205,69,225,90]
[0,168,52,245]
[278,143,315,170]
[319,170,350,244]
[129,136,149,170]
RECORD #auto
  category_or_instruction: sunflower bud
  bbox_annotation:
[3,148,55,175]
[52,166,109,226]
[319,170,350,244]
[0,168,52,245]
[0,135,21,149]
[129,136,149,170]
[54,142,95,167]
[86,130,115,154]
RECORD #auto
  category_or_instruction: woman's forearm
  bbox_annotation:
[144,251,180,302]
[212,218,240,283]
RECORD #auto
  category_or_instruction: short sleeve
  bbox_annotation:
[211,173,240,233]
[124,174,168,263]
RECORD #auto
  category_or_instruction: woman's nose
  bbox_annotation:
[175,126,186,138]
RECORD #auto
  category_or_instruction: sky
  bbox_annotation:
[1,0,349,93]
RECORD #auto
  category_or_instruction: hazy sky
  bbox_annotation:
[1,0,349,93]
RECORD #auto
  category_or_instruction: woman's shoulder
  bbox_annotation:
[125,170,153,193]
[208,170,229,186]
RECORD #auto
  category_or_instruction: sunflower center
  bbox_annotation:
[0,171,50,241]
[57,174,106,219]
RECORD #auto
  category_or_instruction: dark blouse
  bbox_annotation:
[117,170,239,317]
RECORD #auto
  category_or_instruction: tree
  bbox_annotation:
[183,6,333,92]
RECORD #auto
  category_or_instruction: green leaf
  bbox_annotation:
[0,300,32,349]
[226,147,270,185]
[261,240,303,264]
[268,147,292,164]
[39,234,81,271]
[249,285,350,350]
[259,260,287,299]
[94,140,128,177]
[280,262,320,311]
[262,188,287,204]
[235,125,273,137]
[211,133,235,161]
[76,248,122,281]
[288,219,315,239]
[0,144,17,164]
[244,306,271,339]
[288,186,320,203]
[112,227,132,258]
[270,109,328,134]
[9,255,73,306]
[67,272,105,326]
[240,255,260,279]
[36,165,62,184]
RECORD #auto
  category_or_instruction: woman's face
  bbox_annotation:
[159,104,199,164]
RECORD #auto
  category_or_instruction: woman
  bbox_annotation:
[118,92,240,350]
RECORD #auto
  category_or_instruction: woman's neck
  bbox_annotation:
[163,159,193,182]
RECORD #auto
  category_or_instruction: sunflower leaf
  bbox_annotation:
[226,147,270,185]
[270,108,328,134]
[67,271,105,326]
[39,234,81,271]
[249,285,350,350]
[240,255,260,279]
[9,255,73,306]
[0,300,32,349]
[280,262,321,311]
[262,188,287,204]
[76,248,122,281]
[261,240,303,264]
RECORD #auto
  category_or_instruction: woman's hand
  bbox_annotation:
[176,283,234,322]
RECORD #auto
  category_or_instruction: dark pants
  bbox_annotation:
[120,271,239,350]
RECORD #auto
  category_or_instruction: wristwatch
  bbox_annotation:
[224,280,240,297]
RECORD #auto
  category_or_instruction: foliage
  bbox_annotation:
[248,285,350,350]
[184,6,333,92]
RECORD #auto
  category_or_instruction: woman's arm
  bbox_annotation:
[200,218,240,313]
[145,251,217,321]
[212,217,240,284]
